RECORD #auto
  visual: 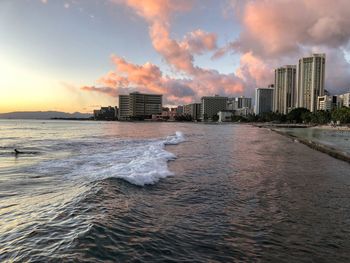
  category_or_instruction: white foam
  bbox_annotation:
[30,131,185,186]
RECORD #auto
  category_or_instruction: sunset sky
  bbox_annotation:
[1,0,350,113]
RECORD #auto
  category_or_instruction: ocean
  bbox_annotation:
[0,120,350,262]
[276,127,350,156]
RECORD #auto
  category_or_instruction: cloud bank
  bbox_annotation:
[82,0,350,104]
[230,0,350,94]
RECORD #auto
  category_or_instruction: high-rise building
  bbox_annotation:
[297,53,326,112]
[118,95,130,120]
[201,95,228,120]
[273,65,297,114]
[118,92,162,120]
[183,103,201,120]
[255,86,274,115]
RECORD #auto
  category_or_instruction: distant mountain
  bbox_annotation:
[0,111,92,120]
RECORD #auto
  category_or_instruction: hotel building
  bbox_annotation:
[297,53,326,112]
[184,103,202,121]
[273,65,297,114]
[255,85,274,115]
[201,95,228,120]
[118,92,162,120]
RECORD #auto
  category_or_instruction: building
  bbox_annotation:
[226,97,238,111]
[114,106,119,119]
[118,92,162,120]
[218,111,234,122]
[255,86,274,115]
[297,53,326,112]
[338,92,350,108]
[93,106,117,120]
[201,95,228,120]
[273,65,297,114]
[317,95,338,111]
[237,96,252,109]
[118,95,130,120]
[234,107,253,117]
[176,105,184,115]
[183,103,201,121]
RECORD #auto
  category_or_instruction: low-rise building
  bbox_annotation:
[93,106,117,120]
[218,111,234,122]
[227,98,238,110]
[338,92,350,108]
[317,95,338,111]
[237,96,252,109]
[161,107,177,121]
[234,107,253,117]
[176,105,184,115]
[184,103,201,121]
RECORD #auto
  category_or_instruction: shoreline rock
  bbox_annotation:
[271,129,350,164]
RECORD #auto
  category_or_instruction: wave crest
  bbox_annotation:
[29,131,185,186]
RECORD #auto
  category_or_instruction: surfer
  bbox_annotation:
[15,149,24,155]
[14,148,38,155]
[14,149,24,155]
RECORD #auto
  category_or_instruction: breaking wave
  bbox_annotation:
[29,131,185,186]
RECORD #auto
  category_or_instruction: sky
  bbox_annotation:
[1,0,350,113]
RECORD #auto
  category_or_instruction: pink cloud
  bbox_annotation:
[82,0,246,104]
[216,0,350,93]
[235,52,273,89]
[82,0,350,104]
[229,0,350,57]
[81,86,119,97]
[180,30,217,55]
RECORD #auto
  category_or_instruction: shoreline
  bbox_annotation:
[270,128,350,164]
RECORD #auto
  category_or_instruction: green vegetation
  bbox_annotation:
[331,107,350,124]
[234,107,350,124]
[211,114,219,122]
[174,114,193,121]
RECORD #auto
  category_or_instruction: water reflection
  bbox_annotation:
[0,120,350,262]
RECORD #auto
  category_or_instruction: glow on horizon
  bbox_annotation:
[0,55,116,113]
[1,0,350,113]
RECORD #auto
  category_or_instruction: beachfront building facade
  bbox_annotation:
[317,95,338,111]
[226,97,238,111]
[184,103,202,121]
[118,92,162,120]
[273,65,297,114]
[297,53,326,112]
[93,106,118,120]
[338,92,350,108]
[218,111,234,122]
[255,86,274,115]
[201,95,228,120]
[237,97,252,109]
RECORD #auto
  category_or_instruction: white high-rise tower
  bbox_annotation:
[297,54,326,112]
[273,65,297,114]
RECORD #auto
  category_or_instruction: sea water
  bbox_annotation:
[1,120,350,262]
[277,127,350,155]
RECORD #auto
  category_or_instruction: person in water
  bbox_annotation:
[14,149,23,154]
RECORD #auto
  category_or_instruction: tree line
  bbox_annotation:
[240,107,350,124]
